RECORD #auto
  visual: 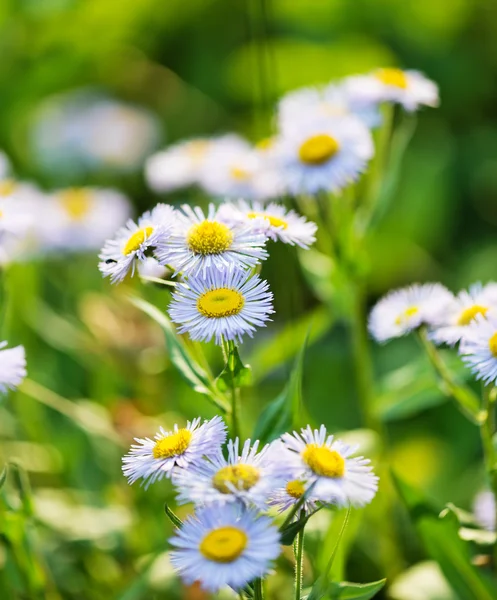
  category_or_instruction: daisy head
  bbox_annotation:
[98,204,175,284]
[274,114,374,196]
[0,342,27,394]
[169,504,281,593]
[155,204,268,277]
[459,314,497,385]
[122,416,227,488]
[145,138,211,193]
[368,283,454,343]
[168,266,273,345]
[268,478,320,516]
[430,283,497,346]
[280,425,378,507]
[218,200,317,249]
[173,438,288,509]
[343,68,439,113]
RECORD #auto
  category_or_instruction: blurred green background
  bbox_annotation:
[1,0,497,598]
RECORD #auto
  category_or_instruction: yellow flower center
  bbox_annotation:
[0,179,16,197]
[200,526,248,563]
[230,166,250,181]
[376,68,408,89]
[489,333,497,357]
[286,480,306,499]
[152,428,192,459]
[302,444,345,478]
[60,188,92,220]
[212,464,260,494]
[256,137,274,151]
[247,212,288,229]
[123,226,154,255]
[395,306,419,326]
[197,288,245,319]
[299,134,340,165]
[187,221,233,255]
[457,305,488,326]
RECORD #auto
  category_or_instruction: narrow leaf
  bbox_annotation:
[164,504,183,529]
[0,464,7,489]
[327,579,386,600]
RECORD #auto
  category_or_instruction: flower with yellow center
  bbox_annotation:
[286,480,306,499]
[169,504,281,592]
[302,444,345,478]
[268,478,319,515]
[197,288,245,319]
[461,314,497,385]
[123,226,154,256]
[457,305,488,326]
[248,212,288,230]
[0,179,17,198]
[299,134,340,165]
[394,306,419,326]
[152,429,192,459]
[187,221,233,255]
[230,166,250,181]
[59,188,92,220]
[212,464,260,494]
[375,68,408,89]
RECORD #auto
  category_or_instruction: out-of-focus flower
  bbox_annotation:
[173,438,287,509]
[0,342,27,394]
[342,69,439,113]
[369,283,454,343]
[460,315,497,385]
[99,204,175,284]
[280,425,378,507]
[168,266,273,345]
[155,204,268,277]
[169,504,281,593]
[274,114,374,196]
[219,200,317,248]
[474,490,495,532]
[137,256,169,280]
[268,478,320,515]
[122,416,227,488]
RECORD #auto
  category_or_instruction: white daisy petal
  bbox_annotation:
[474,490,495,532]
[0,342,27,394]
[460,315,497,385]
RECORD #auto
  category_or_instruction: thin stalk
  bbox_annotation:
[480,385,497,570]
[294,524,305,600]
[221,337,242,439]
[254,579,264,600]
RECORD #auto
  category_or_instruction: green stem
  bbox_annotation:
[294,524,305,600]
[254,579,264,600]
[222,338,242,439]
[480,385,497,569]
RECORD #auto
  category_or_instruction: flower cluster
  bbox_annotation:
[122,418,378,592]
[369,281,497,385]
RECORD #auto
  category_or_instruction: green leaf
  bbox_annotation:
[280,512,311,546]
[326,579,386,600]
[393,473,495,600]
[0,464,7,489]
[216,344,252,392]
[129,297,229,413]
[253,331,308,445]
[164,504,183,529]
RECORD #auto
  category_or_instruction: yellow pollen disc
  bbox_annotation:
[187,221,233,255]
[0,179,17,197]
[256,137,274,151]
[395,306,419,326]
[212,464,260,494]
[286,480,306,499]
[123,226,154,255]
[152,428,192,459]
[302,444,345,478]
[457,305,488,326]
[60,188,92,220]
[299,134,340,165]
[230,166,250,181]
[200,526,248,563]
[489,333,497,357]
[187,140,209,161]
[376,68,408,89]
[247,212,288,229]
[197,288,245,319]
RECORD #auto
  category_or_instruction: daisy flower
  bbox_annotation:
[342,68,439,113]
[168,266,273,345]
[99,204,175,284]
[145,138,211,193]
[155,204,268,277]
[274,114,374,196]
[0,342,27,393]
[368,283,454,343]
[0,195,36,240]
[218,200,317,248]
[169,503,281,593]
[37,187,132,251]
[268,478,320,516]
[430,283,497,346]
[459,315,497,385]
[173,438,288,509]
[122,416,227,488]
[280,425,378,507]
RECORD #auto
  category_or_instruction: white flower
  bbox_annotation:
[169,503,281,593]
[37,187,132,252]
[430,283,497,346]
[173,438,288,509]
[0,195,35,240]
[0,342,27,393]
[218,200,317,248]
[122,416,227,488]
[342,69,439,113]
[280,425,378,507]
[137,257,169,279]
[268,479,320,515]
[145,138,211,193]
[99,204,175,284]
[368,283,454,343]
[168,266,273,344]
[274,114,374,196]
[459,315,497,385]
[474,490,495,532]
[155,204,268,277]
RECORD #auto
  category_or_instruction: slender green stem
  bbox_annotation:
[294,524,305,600]
[254,579,264,600]
[221,337,242,439]
[480,385,497,570]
